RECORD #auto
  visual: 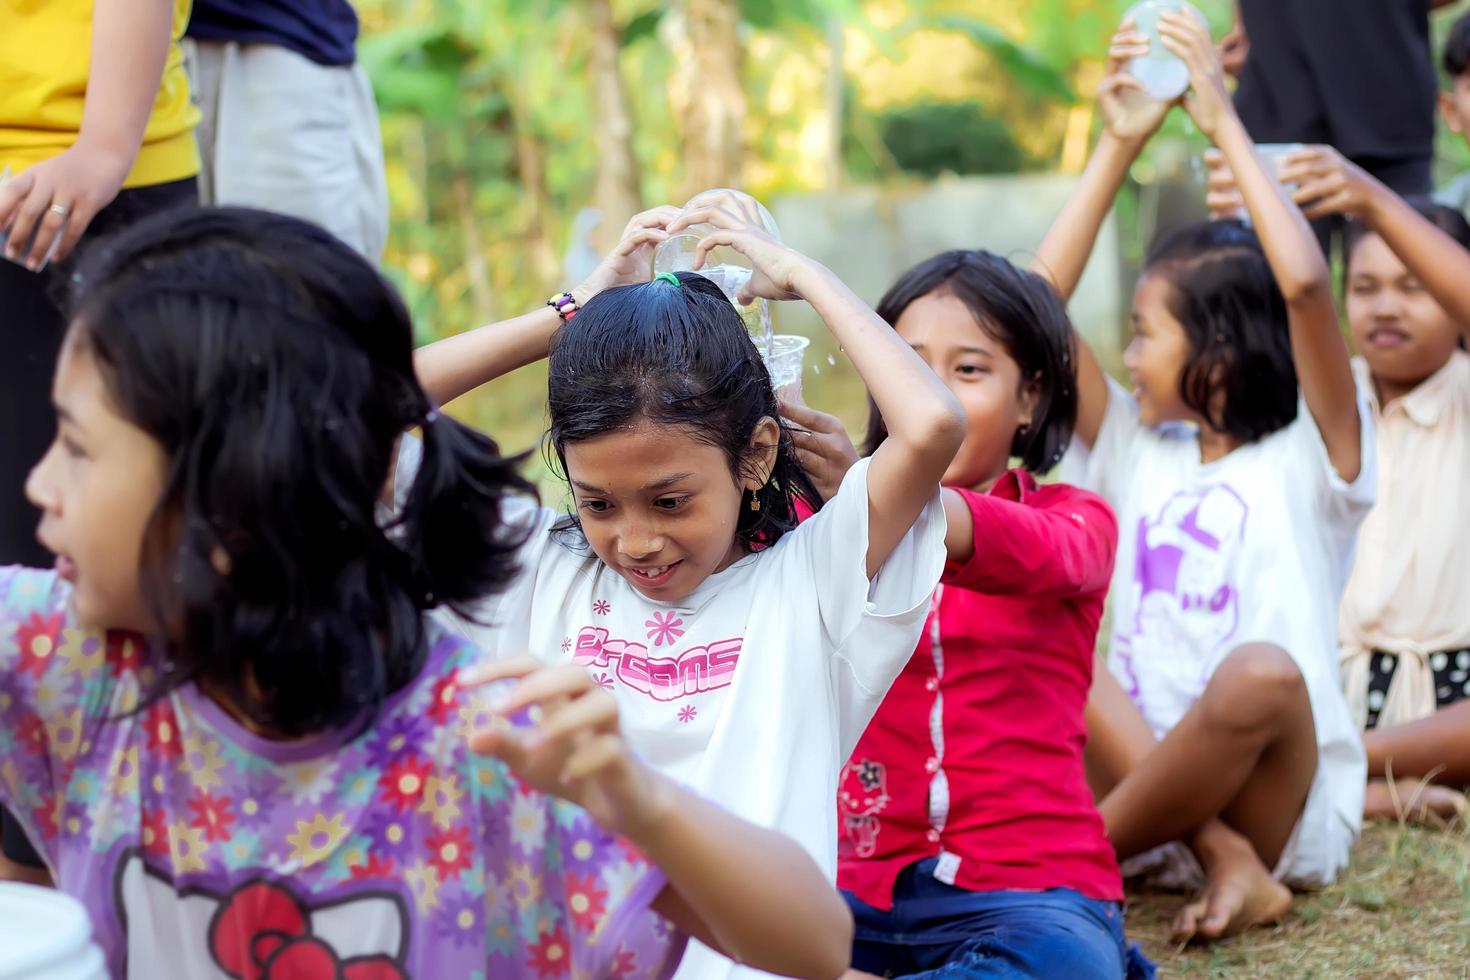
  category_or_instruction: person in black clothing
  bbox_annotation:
[1225,0,1454,198]
[1221,0,1456,253]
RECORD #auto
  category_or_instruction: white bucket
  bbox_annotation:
[0,883,107,980]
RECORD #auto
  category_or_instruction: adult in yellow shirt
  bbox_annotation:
[0,0,199,882]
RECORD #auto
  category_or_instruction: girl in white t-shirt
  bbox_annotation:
[414,199,961,979]
[1036,15,1373,944]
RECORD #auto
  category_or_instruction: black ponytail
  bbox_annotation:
[398,413,535,611]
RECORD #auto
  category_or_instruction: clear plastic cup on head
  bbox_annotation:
[654,188,815,398]
[652,188,783,357]
[1122,0,1206,101]
[765,334,810,403]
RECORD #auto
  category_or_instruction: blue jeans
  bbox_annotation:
[845,859,1156,979]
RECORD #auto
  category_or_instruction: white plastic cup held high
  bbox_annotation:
[1123,0,1207,100]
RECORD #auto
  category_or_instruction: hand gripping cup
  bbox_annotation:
[652,188,809,396]
[1122,1,1207,101]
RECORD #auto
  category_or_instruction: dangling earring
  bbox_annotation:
[749,490,762,512]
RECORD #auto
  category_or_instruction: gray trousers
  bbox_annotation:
[183,39,389,260]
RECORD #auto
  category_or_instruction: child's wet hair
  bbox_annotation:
[1143,220,1298,443]
[1344,197,1470,267]
[546,270,820,547]
[67,206,535,736]
[863,249,1078,473]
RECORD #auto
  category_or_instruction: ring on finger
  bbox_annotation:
[48,202,71,218]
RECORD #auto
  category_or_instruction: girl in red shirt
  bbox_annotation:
[787,252,1153,978]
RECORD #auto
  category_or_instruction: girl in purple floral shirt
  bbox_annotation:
[0,207,851,979]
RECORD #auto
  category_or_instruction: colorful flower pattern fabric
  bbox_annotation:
[0,566,685,979]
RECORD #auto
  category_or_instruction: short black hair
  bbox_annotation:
[1143,220,1298,444]
[863,250,1077,473]
[68,206,534,737]
[546,271,821,548]
[1445,11,1470,79]
[1345,196,1470,267]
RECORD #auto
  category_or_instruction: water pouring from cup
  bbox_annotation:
[652,188,810,393]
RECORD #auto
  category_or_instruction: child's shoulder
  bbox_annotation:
[422,613,488,677]
[1027,477,1115,520]
[961,472,1117,533]
[1029,476,1105,505]
[0,567,129,673]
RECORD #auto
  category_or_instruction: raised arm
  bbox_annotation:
[467,660,853,980]
[1162,11,1361,481]
[413,206,680,406]
[1283,146,1470,336]
[1034,21,1170,448]
[670,200,966,579]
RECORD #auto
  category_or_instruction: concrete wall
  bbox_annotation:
[768,173,1126,372]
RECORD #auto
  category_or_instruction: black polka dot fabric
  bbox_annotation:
[1364,648,1470,729]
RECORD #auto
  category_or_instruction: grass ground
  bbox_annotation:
[1127,821,1470,978]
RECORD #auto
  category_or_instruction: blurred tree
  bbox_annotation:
[875,101,1029,176]
[665,0,747,195]
[589,0,643,249]
[351,0,1134,451]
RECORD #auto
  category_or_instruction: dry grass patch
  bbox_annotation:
[1127,822,1470,978]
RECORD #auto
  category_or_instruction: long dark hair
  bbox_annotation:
[546,271,820,548]
[1143,220,1297,443]
[67,207,534,737]
[864,250,1077,472]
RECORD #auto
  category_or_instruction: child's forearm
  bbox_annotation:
[1031,133,1135,448]
[1216,118,1331,305]
[635,777,851,979]
[1362,185,1470,335]
[793,264,964,478]
[413,306,563,406]
[1218,116,1359,476]
[1033,132,1139,303]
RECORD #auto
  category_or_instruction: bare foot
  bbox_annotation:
[1364,778,1468,825]
[1172,823,1291,943]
